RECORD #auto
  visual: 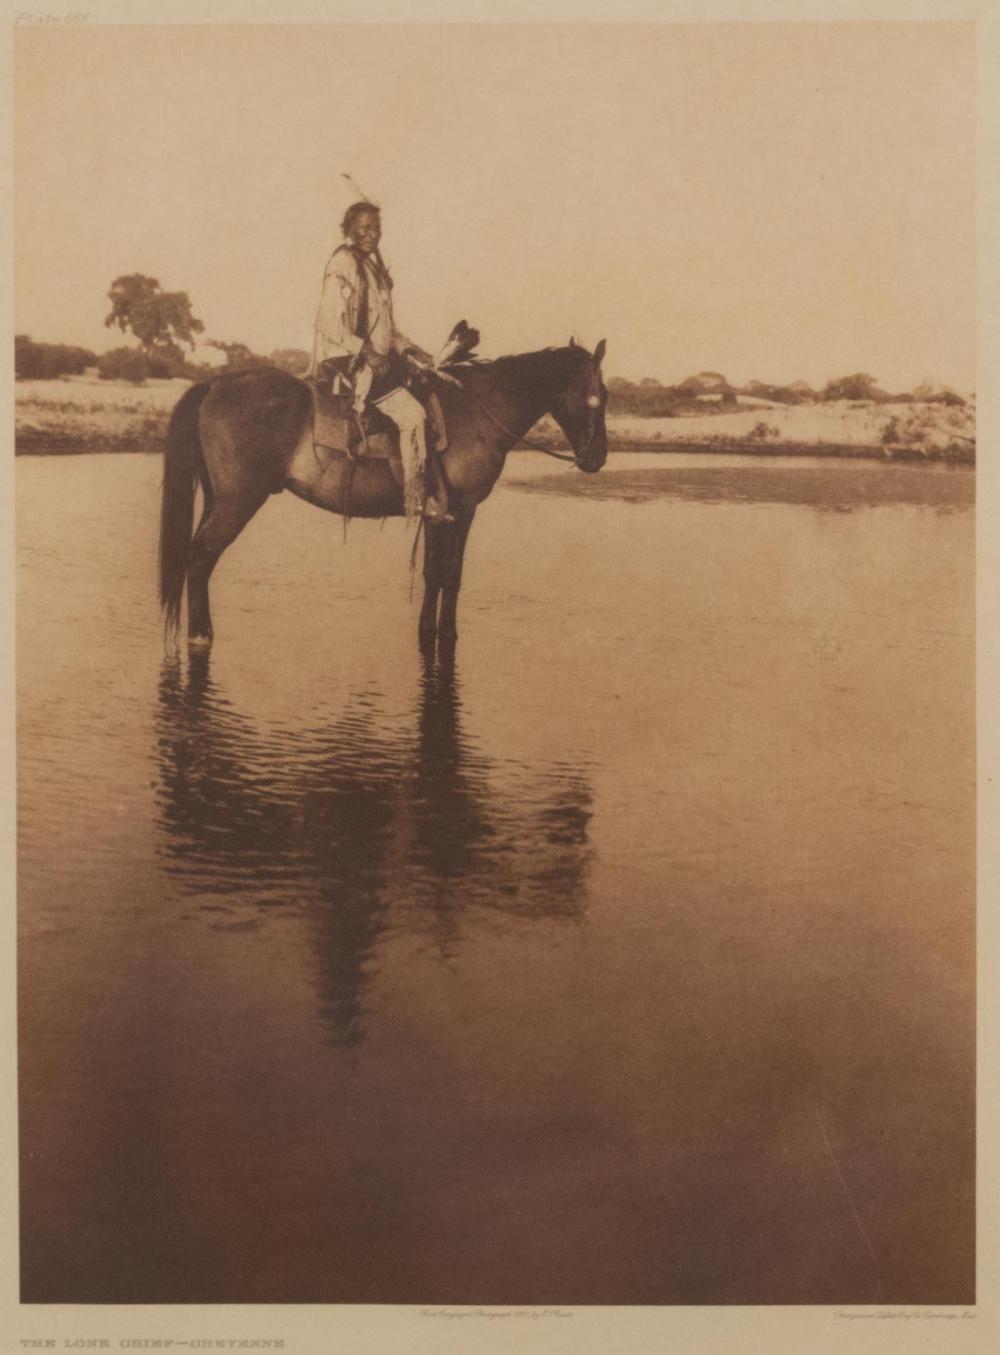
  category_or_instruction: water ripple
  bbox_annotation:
[153,651,594,1045]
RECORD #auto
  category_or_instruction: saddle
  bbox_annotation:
[306,373,448,463]
[304,321,480,464]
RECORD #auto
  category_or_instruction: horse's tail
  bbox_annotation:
[159,380,211,640]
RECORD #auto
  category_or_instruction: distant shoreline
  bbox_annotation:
[14,377,976,465]
[14,435,976,465]
[16,434,165,456]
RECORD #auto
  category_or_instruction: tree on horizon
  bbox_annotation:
[104,274,205,369]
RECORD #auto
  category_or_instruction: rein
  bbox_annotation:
[445,375,579,464]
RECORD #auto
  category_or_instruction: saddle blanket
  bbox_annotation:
[304,378,448,463]
[307,379,397,461]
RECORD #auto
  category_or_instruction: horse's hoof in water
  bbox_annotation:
[188,634,213,650]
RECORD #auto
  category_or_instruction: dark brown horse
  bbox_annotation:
[159,338,607,648]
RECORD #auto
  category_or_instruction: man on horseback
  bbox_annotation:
[308,201,453,523]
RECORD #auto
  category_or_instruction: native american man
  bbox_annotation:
[308,201,452,523]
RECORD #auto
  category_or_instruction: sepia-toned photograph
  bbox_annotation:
[12,11,979,1321]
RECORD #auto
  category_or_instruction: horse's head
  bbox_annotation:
[549,338,608,473]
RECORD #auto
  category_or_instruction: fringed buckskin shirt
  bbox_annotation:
[311,244,414,368]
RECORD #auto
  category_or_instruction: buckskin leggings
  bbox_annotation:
[372,385,427,518]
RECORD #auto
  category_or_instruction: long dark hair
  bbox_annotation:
[341,201,380,235]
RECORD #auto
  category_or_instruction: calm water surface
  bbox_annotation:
[17,452,975,1304]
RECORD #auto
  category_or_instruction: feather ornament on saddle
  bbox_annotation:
[431,320,481,380]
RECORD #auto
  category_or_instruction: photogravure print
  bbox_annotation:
[7,8,992,1354]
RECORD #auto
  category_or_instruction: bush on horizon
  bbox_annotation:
[821,373,887,402]
[740,380,814,405]
[203,343,310,376]
[16,336,99,380]
[98,347,154,384]
[270,348,311,375]
[206,340,273,372]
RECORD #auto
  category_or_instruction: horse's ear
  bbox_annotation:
[594,338,606,366]
[568,336,577,348]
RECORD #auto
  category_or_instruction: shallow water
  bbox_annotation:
[17,451,975,1304]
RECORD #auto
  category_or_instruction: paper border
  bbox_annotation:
[3,4,995,1353]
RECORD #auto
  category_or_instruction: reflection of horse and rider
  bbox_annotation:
[155,651,594,1047]
[159,194,608,649]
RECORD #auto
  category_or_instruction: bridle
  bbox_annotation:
[442,371,601,467]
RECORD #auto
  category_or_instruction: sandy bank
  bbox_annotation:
[534,400,975,462]
[15,376,975,463]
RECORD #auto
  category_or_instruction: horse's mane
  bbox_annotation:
[443,346,581,390]
[445,345,573,371]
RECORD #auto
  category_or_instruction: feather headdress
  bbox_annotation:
[340,173,380,209]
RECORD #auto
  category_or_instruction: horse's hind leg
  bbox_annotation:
[186,493,267,646]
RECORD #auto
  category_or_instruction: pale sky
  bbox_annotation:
[15,21,975,390]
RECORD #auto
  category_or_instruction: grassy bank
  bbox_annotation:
[15,376,976,463]
[15,376,187,454]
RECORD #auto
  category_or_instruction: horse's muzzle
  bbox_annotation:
[575,441,607,474]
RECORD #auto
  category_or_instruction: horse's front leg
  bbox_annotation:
[418,509,475,648]
[437,510,476,646]
[419,519,445,648]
